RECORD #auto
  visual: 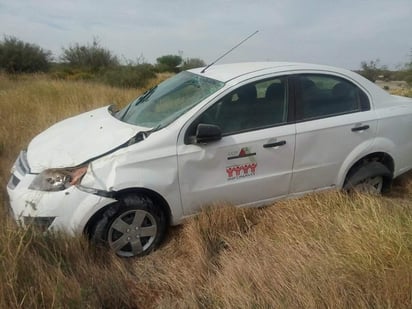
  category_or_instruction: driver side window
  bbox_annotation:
[197,77,288,135]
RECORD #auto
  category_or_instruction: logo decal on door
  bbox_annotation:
[227,147,256,160]
[226,163,257,180]
[226,147,257,181]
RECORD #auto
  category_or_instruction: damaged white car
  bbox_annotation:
[7,62,412,257]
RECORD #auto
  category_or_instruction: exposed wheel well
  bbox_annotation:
[84,188,172,237]
[344,152,394,190]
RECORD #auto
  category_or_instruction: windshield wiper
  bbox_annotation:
[119,85,158,120]
[134,85,157,106]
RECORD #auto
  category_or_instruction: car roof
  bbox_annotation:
[188,61,394,108]
[188,62,351,83]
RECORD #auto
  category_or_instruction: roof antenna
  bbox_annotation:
[201,30,259,73]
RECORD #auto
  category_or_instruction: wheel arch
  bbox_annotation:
[83,187,172,237]
[341,152,394,190]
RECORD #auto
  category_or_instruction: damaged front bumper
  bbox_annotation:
[7,152,116,233]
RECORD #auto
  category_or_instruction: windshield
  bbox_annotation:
[116,71,224,128]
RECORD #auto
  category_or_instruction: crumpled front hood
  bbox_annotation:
[27,106,150,173]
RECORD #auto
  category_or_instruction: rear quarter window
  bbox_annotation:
[296,74,370,121]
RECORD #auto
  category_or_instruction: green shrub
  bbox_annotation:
[100,63,156,88]
[181,57,206,70]
[156,54,182,73]
[61,38,118,73]
[401,70,412,85]
[0,36,52,73]
[359,59,385,82]
[392,69,412,86]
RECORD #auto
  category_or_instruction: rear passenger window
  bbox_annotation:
[196,77,288,135]
[296,74,370,120]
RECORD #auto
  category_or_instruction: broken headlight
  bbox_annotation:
[29,166,88,192]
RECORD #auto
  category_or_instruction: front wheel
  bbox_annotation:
[91,194,167,257]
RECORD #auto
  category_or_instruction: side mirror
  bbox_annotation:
[195,123,222,143]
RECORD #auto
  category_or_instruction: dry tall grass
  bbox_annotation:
[390,87,412,98]
[0,74,412,308]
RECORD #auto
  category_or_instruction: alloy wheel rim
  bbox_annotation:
[355,176,383,194]
[108,209,157,257]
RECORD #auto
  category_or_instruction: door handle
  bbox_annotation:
[351,125,370,132]
[263,140,286,148]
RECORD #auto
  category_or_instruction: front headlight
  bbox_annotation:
[29,166,88,192]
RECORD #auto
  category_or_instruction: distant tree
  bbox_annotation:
[359,59,386,82]
[156,54,182,72]
[181,58,206,70]
[0,36,52,73]
[101,63,156,88]
[61,38,118,72]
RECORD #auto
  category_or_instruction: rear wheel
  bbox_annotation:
[91,194,167,257]
[344,161,392,194]
[351,175,383,194]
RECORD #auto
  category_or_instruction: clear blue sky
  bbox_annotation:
[0,0,411,69]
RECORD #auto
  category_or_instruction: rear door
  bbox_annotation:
[290,73,377,193]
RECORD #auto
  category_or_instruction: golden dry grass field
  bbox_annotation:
[0,74,412,308]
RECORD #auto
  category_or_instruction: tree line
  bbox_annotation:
[0,36,205,88]
[1,35,411,87]
[358,57,412,85]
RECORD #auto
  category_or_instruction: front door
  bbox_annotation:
[177,76,296,215]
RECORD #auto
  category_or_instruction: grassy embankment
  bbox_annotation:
[0,74,412,308]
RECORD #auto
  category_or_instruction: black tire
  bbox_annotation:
[343,161,392,194]
[91,194,167,257]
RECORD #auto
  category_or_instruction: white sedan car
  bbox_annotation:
[7,62,412,257]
